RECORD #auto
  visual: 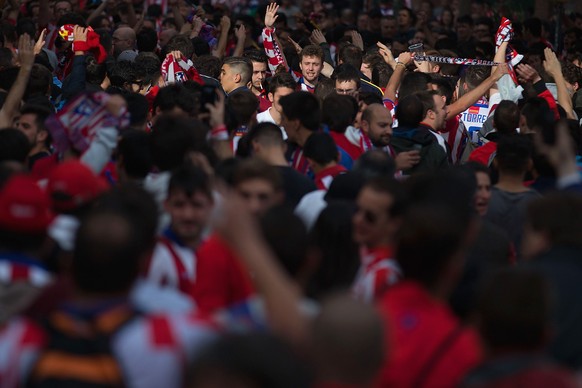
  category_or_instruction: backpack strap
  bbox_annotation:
[412,324,465,388]
[28,304,139,388]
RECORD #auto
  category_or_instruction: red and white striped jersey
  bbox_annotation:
[353,246,401,303]
[441,114,469,165]
[146,236,197,297]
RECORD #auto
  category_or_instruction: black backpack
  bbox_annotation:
[26,305,138,388]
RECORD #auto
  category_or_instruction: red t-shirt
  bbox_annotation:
[375,281,482,388]
[191,234,255,314]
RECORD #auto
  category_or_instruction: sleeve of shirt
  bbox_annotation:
[80,126,119,175]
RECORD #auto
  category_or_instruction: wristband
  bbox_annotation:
[395,62,406,69]
[73,41,90,52]
[210,124,228,141]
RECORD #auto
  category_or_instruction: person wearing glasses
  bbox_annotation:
[351,177,407,303]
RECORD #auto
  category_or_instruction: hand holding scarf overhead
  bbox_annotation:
[161,51,203,85]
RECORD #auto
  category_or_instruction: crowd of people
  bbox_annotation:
[0,0,582,386]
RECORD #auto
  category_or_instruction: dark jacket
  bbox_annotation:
[390,125,449,175]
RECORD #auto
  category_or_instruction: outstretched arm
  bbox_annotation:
[446,64,508,119]
[543,48,575,120]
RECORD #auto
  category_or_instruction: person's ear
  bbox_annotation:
[432,64,440,73]
[36,129,48,144]
[235,73,241,83]
[268,92,274,103]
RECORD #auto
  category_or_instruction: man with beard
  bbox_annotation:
[360,103,420,172]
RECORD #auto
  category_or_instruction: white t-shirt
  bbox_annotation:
[257,108,288,140]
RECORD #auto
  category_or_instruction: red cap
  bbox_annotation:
[0,175,53,233]
[47,161,109,212]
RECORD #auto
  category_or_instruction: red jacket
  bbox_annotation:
[375,281,482,388]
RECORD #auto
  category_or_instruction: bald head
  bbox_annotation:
[113,27,136,57]
[361,103,393,147]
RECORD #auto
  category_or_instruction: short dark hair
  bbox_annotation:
[243,49,268,65]
[168,164,213,200]
[331,63,361,89]
[85,55,107,86]
[303,132,339,165]
[165,34,195,60]
[226,90,259,132]
[153,83,199,117]
[353,150,396,179]
[193,55,221,79]
[415,90,440,120]
[117,129,152,180]
[108,60,137,89]
[495,135,532,175]
[247,122,284,147]
[266,72,296,95]
[150,115,209,171]
[338,44,363,70]
[493,100,519,135]
[136,27,158,52]
[398,72,431,100]
[299,44,324,62]
[25,64,51,99]
[395,93,424,127]
[233,158,283,192]
[223,56,253,85]
[322,93,358,133]
[463,65,490,91]
[478,269,550,351]
[279,91,321,132]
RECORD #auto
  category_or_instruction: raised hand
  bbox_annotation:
[377,42,396,66]
[287,36,302,54]
[219,15,231,32]
[349,30,364,50]
[310,29,327,45]
[34,28,47,55]
[235,23,246,42]
[396,51,413,66]
[73,25,88,43]
[543,47,562,78]
[17,34,35,69]
[264,2,279,29]
[515,63,541,84]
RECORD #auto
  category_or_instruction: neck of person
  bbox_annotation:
[29,144,48,157]
[303,76,317,88]
[269,107,282,124]
[250,85,262,96]
[258,147,288,167]
[313,161,336,174]
[495,171,530,193]
[296,128,312,148]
